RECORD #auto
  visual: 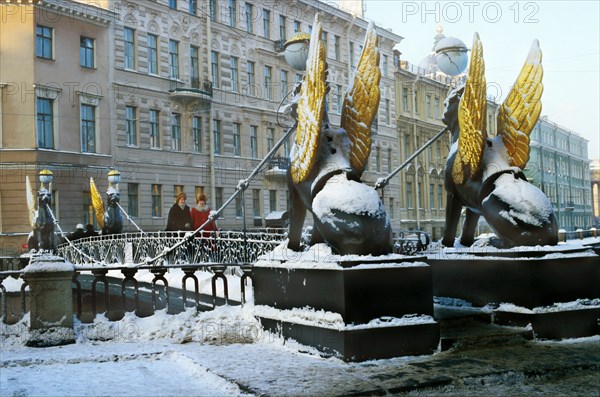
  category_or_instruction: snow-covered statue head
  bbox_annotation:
[442,34,558,248]
[286,14,392,256]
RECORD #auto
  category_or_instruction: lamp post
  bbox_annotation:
[107,169,121,190]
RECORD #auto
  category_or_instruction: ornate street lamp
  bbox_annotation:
[284,32,311,71]
[38,169,53,190]
[107,169,121,190]
[434,36,469,76]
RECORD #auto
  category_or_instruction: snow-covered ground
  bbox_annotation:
[2,302,599,397]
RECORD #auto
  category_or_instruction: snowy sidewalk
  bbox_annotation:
[1,307,599,396]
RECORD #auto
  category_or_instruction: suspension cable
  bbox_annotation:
[46,205,101,264]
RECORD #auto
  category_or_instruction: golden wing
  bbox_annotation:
[454,33,487,185]
[25,175,36,228]
[290,13,327,184]
[497,40,543,169]
[90,177,105,228]
[340,21,381,176]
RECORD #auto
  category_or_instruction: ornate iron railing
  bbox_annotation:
[57,230,287,266]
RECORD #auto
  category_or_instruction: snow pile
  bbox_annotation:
[255,305,345,329]
[75,305,262,345]
[498,299,600,314]
[346,315,436,330]
[23,255,74,273]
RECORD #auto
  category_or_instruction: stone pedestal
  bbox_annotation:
[253,249,439,361]
[22,254,75,347]
[428,244,600,339]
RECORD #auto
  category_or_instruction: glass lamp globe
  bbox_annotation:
[107,169,121,185]
[435,36,468,76]
[284,32,310,71]
[39,169,53,185]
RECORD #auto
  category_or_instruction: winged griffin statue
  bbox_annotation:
[90,176,123,235]
[286,14,392,256]
[442,34,558,248]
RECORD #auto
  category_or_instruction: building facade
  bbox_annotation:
[525,116,594,230]
[0,0,403,252]
[591,159,600,227]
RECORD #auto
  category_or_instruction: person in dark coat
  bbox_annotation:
[166,192,192,234]
[84,224,98,238]
[68,224,86,241]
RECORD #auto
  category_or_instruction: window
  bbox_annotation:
[125,106,137,146]
[230,57,239,92]
[245,3,253,33]
[430,183,435,208]
[426,95,432,117]
[246,61,256,96]
[80,37,95,68]
[169,0,176,9]
[127,183,139,217]
[211,51,219,88]
[414,90,419,114]
[147,34,158,75]
[253,189,261,217]
[385,99,391,124]
[293,20,301,32]
[434,97,440,119]
[382,54,388,77]
[190,46,200,88]
[264,65,272,100]
[262,9,270,38]
[149,109,160,148]
[151,184,162,217]
[124,27,135,69]
[438,185,444,209]
[402,86,409,111]
[80,104,96,153]
[279,15,286,41]
[267,128,275,152]
[233,123,241,156]
[171,113,181,151]
[280,70,288,100]
[192,116,202,152]
[209,0,216,21]
[376,147,381,172]
[250,125,258,158]
[36,25,53,59]
[269,190,277,212]
[387,148,392,173]
[334,35,340,61]
[36,97,54,149]
[406,182,412,208]
[321,31,328,52]
[336,85,343,114]
[389,197,394,219]
[228,0,236,28]
[349,42,354,68]
[213,119,221,154]
[189,0,197,14]
[235,196,243,217]
[215,187,224,211]
[283,135,290,156]
[169,40,179,79]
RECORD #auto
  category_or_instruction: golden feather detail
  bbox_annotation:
[340,21,381,176]
[455,33,487,185]
[90,177,105,229]
[290,13,327,184]
[26,175,37,229]
[497,40,543,169]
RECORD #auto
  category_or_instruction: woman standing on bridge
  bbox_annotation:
[166,192,192,235]
[191,194,218,238]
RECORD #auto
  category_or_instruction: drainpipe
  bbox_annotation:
[412,77,421,230]
[207,13,216,204]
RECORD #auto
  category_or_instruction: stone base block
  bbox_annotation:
[253,251,439,361]
[259,315,440,362]
[494,307,600,339]
[428,246,600,308]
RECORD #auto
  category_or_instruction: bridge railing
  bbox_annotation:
[56,230,287,266]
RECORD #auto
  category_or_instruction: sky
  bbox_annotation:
[346,0,599,159]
